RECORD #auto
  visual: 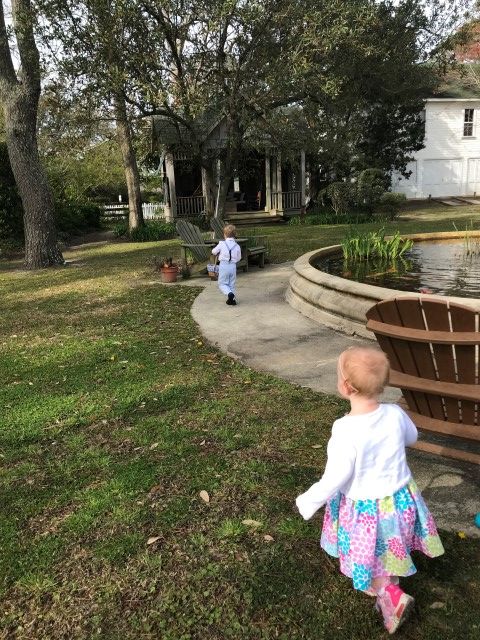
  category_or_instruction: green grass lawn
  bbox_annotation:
[1,205,479,639]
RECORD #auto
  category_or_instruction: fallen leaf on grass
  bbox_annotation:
[457,531,467,539]
[263,534,274,542]
[311,444,322,449]
[150,442,159,450]
[147,536,161,545]
[430,602,446,609]
[199,490,210,503]
[242,519,262,528]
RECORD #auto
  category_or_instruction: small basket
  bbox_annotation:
[207,255,219,280]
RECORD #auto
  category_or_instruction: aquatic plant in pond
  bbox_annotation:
[341,228,413,262]
[452,221,480,257]
[315,237,480,297]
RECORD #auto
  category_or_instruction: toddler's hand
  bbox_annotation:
[295,493,317,521]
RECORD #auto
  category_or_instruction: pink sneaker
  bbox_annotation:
[376,584,414,634]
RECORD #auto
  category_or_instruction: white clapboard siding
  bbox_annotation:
[393,99,480,199]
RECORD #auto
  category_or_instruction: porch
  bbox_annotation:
[161,149,306,221]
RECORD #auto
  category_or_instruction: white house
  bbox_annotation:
[393,95,480,199]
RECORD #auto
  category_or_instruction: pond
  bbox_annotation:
[313,239,480,298]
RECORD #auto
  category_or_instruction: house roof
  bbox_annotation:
[152,110,223,149]
[432,65,480,99]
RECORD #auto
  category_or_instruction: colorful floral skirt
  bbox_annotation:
[320,479,445,591]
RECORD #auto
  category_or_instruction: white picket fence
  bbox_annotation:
[142,203,164,219]
[102,203,164,220]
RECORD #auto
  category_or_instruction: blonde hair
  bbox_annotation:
[339,347,390,397]
[223,224,237,238]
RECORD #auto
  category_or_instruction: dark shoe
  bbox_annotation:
[226,292,236,306]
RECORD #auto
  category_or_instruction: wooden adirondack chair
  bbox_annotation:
[176,219,248,272]
[366,297,480,465]
[210,217,268,268]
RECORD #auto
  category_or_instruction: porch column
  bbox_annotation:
[300,150,306,211]
[164,151,177,221]
[276,152,283,211]
[201,166,215,217]
[265,155,271,212]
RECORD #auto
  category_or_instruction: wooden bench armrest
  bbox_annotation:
[181,242,215,248]
[389,369,479,402]
[401,409,480,441]
[367,319,480,345]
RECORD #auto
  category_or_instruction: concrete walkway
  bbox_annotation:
[191,263,480,537]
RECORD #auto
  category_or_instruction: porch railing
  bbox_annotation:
[176,195,205,217]
[271,190,302,211]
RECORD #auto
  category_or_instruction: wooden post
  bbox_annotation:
[276,152,282,211]
[300,150,306,214]
[201,166,215,217]
[164,151,177,220]
[265,154,271,212]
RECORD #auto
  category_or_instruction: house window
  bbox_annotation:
[464,108,474,137]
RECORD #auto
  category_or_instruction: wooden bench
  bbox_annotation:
[366,297,480,465]
[176,219,248,272]
[210,217,268,268]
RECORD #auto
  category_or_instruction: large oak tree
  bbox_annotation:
[0,0,63,268]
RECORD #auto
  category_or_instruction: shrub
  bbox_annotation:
[113,222,129,238]
[288,210,374,226]
[326,182,353,217]
[55,202,102,235]
[113,220,177,242]
[0,237,23,259]
[375,192,406,220]
[0,142,24,241]
[355,169,389,212]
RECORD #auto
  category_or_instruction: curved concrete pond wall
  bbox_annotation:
[286,231,480,338]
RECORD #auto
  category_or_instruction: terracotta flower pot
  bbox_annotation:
[160,266,178,283]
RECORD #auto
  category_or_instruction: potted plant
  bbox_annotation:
[154,256,179,283]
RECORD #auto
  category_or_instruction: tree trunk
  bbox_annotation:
[0,0,63,269]
[216,171,231,219]
[201,162,216,218]
[307,160,322,209]
[3,91,64,269]
[113,93,144,231]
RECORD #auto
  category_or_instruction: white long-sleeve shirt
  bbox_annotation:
[296,403,418,520]
[211,238,241,263]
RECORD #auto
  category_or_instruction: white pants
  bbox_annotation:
[218,261,236,296]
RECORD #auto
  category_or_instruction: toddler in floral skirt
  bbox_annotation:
[295,346,444,634]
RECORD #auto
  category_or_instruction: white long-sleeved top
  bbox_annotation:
[296,403,418,520]
[211,238,241,263]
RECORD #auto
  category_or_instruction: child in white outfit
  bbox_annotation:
[296,346,444,635]
[211,224,241,305]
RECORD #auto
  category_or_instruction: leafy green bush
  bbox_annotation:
[0,237,23,258]
[112,222,129,238]
[113,220,176,242]
[288,211,373,226]
[375,192,406,220]
[355,169,389,212]
[326,182,353,217]
[55,202,102,235]
[0,142,24,241]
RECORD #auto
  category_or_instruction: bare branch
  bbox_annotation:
[0,1,18,94]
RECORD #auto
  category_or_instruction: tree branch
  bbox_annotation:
[0,1,18,95]
[11,0,41,89]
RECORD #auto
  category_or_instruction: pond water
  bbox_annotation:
[314,239,480,298]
